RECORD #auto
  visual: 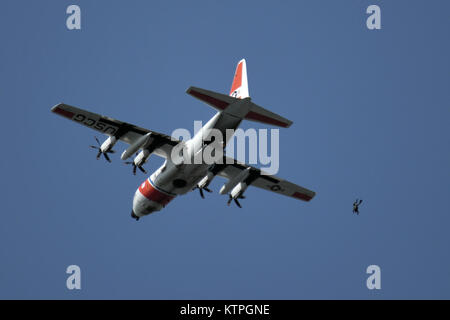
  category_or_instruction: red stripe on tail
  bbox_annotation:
[230,61,243,95]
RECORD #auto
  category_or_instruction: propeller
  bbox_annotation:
[227,194,245,208]
[124,153,147,175]
[194,186,212,199]
[89,137,115,162]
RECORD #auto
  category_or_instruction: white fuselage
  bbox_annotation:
[132,111,242,218]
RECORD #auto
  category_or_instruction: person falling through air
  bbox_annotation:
[353,199,363,215]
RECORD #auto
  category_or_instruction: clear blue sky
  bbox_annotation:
[0,0,449,299]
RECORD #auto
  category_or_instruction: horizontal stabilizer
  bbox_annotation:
[244,102,293,128]
[186,59,292,128]
[187,86,293,128]
[186,87,236,111]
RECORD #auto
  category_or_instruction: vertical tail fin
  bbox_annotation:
[186,59,293,128]
[229,59,249,99]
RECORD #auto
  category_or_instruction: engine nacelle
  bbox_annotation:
[121,132,152,160]
[100,136,117,153]
[133,149,151,166]
[219,167,251,195]
[197,171,214,189]
[230,182,248,199]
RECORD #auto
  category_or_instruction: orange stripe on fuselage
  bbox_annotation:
[230,62,243,95]
[139,179,174,207]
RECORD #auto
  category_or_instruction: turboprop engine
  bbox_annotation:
[125,149,151,175]
[194,171,214,198]
[226,182,248,208]
[121,133,154,175]
[90,136,117,162]
[230,182,248,199]
[219,167,251,208]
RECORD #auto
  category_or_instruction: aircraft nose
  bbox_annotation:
[132,186,160,219]
[131,209,140,221]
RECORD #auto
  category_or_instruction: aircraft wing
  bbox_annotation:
[51,103,179,158]
[216,158,316,202]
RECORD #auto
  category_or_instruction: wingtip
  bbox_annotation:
[51,103,64,112]
[185,86,194,94]
[51,103,76,119]
[284,120,293,128]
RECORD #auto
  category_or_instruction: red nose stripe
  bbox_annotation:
[139,179,174,206]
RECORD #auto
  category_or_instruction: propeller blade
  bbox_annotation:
[124,161,141,175]
[138,166,147,174]
[90,145,99,149]
[199,188,205,199]
[234,198,242,208]
[203,187,212,193]
[107,150,116,154]
[96,150,102,160]
[95,136,101,146]
[103,152,111,163]
[227,195,233,206]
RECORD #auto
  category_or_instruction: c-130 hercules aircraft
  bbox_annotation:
[51,59,315,220]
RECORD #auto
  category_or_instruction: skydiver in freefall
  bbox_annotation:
[353,199,363,215]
